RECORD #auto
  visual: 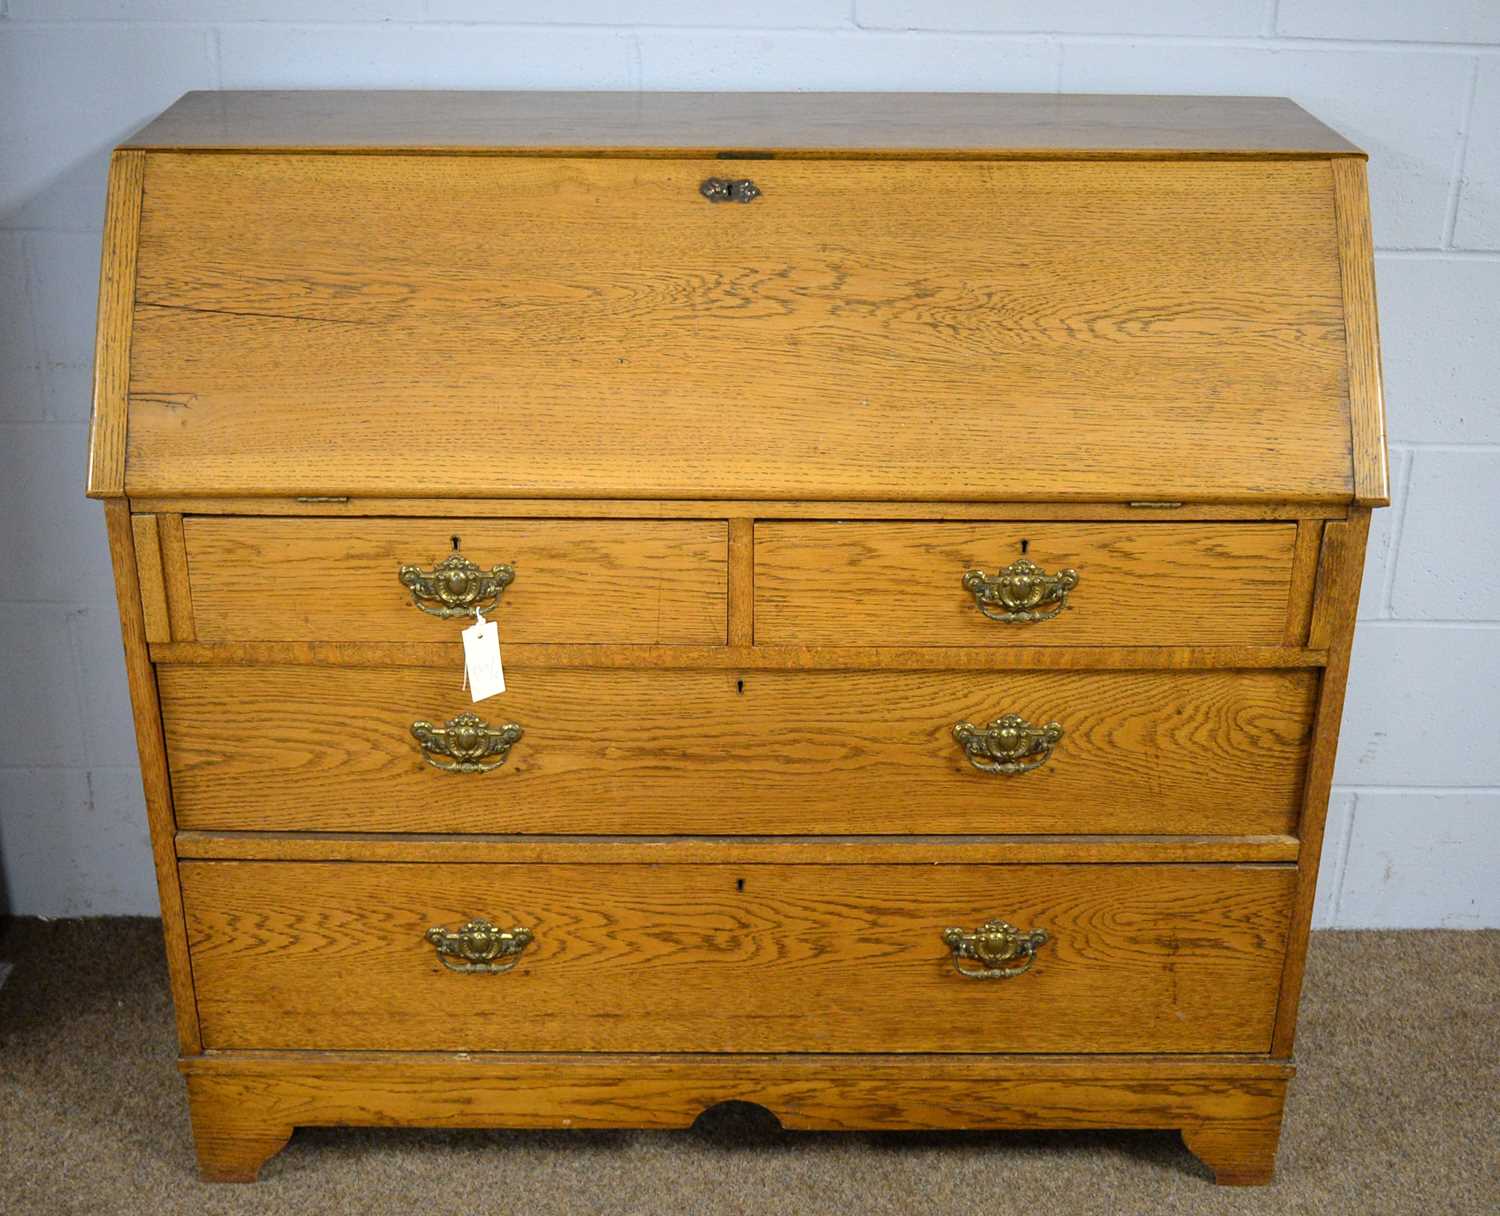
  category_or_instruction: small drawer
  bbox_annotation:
[159,665,1316,835]
[181,859,1295,1054]
[180,516,728,644]
[755,522,1299,647]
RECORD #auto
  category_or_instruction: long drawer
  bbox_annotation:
[755,521,1299,646]
[179,516,728,644]
[181,859,1295,1054]
[159,665,1317,835]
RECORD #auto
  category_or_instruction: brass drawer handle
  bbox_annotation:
[399,551,515,619]
[953,713,1063,775]
[700,177,761,203]
[961,557,1079,623]
[426,918,533,974]
[411,712,523,774]
[942,919,1048,980]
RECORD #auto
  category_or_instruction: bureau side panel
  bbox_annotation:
[85,150,145,498]
[103,501,202,1052]
[1273,507,1371,1053]
[1332,160,1389,507]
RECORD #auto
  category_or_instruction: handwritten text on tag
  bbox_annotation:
[461,610,505,702]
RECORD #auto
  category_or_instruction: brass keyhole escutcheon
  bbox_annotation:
[700,177,761,203]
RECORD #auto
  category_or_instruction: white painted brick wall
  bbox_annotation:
[1454,59,1500,249]
[0,2,1494,927]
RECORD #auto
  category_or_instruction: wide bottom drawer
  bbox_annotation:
[182,860,1294,1054]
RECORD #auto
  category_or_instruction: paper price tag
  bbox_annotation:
[461,610,505,702]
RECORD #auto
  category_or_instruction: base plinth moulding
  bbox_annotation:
[181,1052,1290,1185]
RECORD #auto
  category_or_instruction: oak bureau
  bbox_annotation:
[86,91,1387,1186]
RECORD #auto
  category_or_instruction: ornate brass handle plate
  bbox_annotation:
[411,712,523,774]
[942,919,1048,980]
[961,557,1079,623]
[399,552,515,619]
[700,177,761,203]
[953,713,1063,775]
[425,918,533,974]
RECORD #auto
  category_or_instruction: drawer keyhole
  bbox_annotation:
[1020,538,1030,555]
[700,177,761,204]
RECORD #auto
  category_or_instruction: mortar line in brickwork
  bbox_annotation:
[1332,785,1500,795]
[1443,58,1483,249]
[1356,620,1500,629]
[1380,450,1416,617]
[1379,441,1500,451]
[1378,250,1500,260]
[1323,789,1356,922]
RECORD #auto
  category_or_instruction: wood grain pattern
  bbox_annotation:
[158,665,1319,835]
[1284,520,1325,646]
[1273,507,1371,1054]
[103,500,201,1052]
[1306,519,1359,650]
[1181,1117,1284,1186]
[183,1051,1297,1082]
[129,513,171,644]
[179,1051,1290,1182]
[131,496,1348,521]
[1332,159,1390,507]
[125,91,1361,156]
[727,517,754,647]
[181,517,727,644]
[157,512,196,640]
[187,1090,292,1185]
[125,155,1352,503]
[173,831,1303,865]
[756,522,1298,646]
[147,641,1329,670]
[180,860,1294,1054]
[85,150,144,498]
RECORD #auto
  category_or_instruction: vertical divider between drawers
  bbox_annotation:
[727,517,755,648]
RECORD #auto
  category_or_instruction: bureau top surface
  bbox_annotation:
[124,90,1363,158]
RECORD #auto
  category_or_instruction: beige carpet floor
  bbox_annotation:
[0,919,1496,1215]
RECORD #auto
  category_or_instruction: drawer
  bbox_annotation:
[756,522,1298,647]
[125,155,1352,503]
[160,665,1316,835]
[181,859,1295,1054]
[180,517,727,644]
